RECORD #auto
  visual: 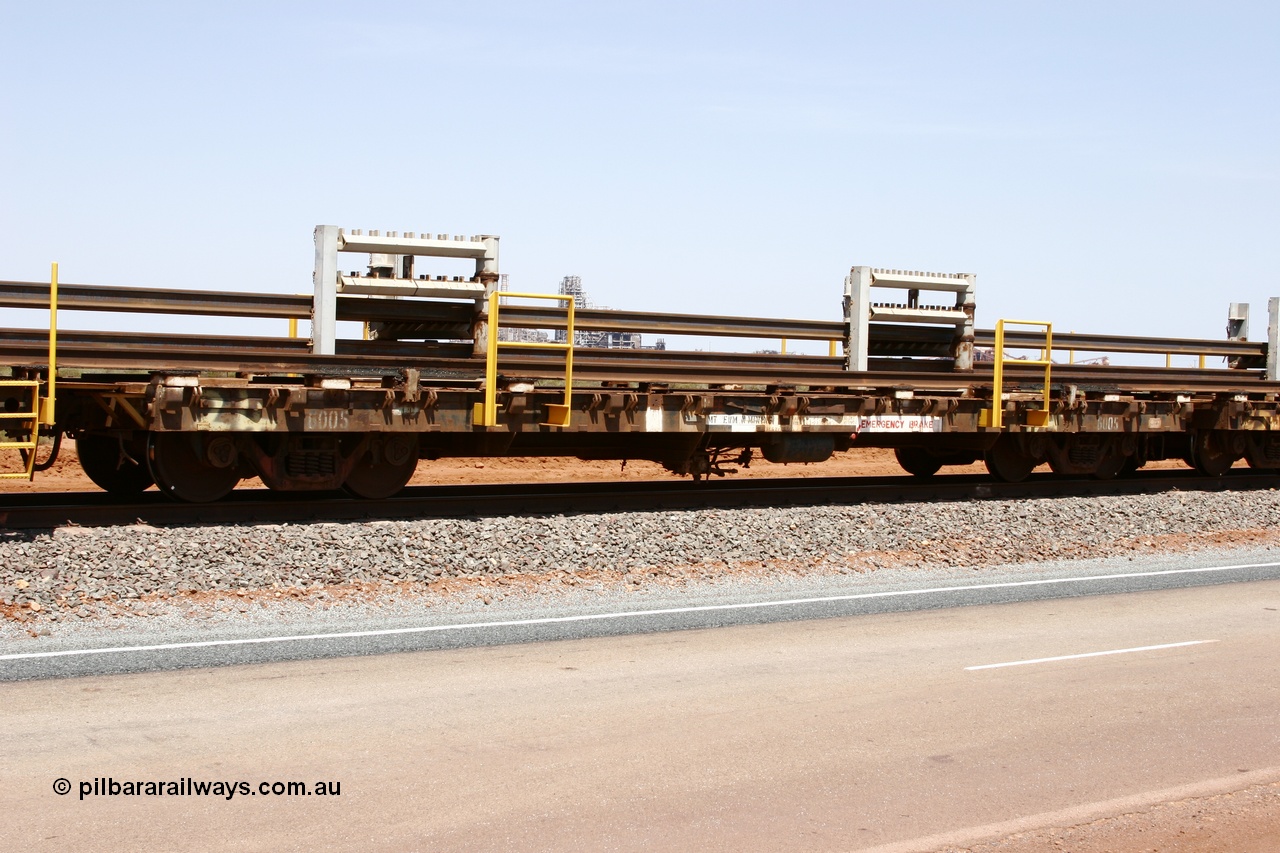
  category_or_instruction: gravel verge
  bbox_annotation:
[1,488,1279,636]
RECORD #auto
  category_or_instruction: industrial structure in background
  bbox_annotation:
[498,275,658,350]
[2,222,1280,502]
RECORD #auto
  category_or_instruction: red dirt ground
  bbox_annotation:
[1,440,1204,493]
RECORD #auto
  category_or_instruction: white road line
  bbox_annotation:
[966,639,1218,671]
[1,560,1275,663]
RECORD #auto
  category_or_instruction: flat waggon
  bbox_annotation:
[3,226,1279,501]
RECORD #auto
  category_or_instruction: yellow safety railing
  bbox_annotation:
[474,291,574,428]
[982,319,1051,430]
[780,340,840,356]
[0,381,41,480]
[1,263,58,480]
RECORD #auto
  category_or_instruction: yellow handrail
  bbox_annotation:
[476,291,575,428]
[43,261,58,426]
[984,318,1052,429]
[0,263,57,480]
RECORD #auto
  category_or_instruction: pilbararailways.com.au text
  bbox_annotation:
[57,777,341,800]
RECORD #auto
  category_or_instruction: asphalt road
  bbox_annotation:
[3,555,1280,680]
[2,572,1279,851]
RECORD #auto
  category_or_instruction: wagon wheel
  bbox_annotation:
[894,447,943,478]
[1118,454,1144,478]
[1091,438,1128,481]
[984,437,1038,483]
[147,432,240,503]
[1189,430,1235,477]
[343,435,419,499]
[76,431,154,495]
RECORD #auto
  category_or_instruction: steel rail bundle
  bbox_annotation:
[1,279,1268,361]
[3,225,1280,503]
[0,326,1267,392]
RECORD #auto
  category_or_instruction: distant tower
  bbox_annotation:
[558,275,589,308]
[555,275,641,349]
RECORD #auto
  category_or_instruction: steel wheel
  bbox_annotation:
[984,437,1038,482]
[894,447,943,478]
[147,432,240,502]
[77,431,154,495]
[1190,430,1234,477]
[1118,454,1144,478]
[342,436,418,499]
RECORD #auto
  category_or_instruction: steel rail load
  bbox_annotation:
[3,226,1280,502]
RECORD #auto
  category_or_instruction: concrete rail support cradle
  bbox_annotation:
[312,225,500,356]
[844,267,975,372]
[312,225,340,355]
[1269,297,1280,382]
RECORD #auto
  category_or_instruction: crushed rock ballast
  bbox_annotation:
[2,489,1280,623]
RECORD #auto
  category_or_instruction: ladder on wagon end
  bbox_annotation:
[1,263,58,481]
[474,290,575,428]
[979,318,1052,430]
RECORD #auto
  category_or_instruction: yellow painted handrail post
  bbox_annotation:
[562,296,575,416]
[1042,325,1053,416]
[991,321,1005,429]
[477,291,576,427]
[484,290,501,426]
[987,319,1052,430]
[42,262,58,426]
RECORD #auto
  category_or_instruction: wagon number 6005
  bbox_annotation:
[305,409,350,430]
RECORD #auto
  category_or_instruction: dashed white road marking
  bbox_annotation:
[966,640,1218,671]
[0,560,1273,663]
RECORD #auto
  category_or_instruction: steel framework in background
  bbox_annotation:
[554,276,644,350]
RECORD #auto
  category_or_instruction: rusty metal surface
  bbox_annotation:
[3,279,1265,361]
[978,329,1266,359]
[498,305,845,341]
[3,326,1279,394]
[0,280,312,318]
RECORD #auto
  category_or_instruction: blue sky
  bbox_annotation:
[3,1,1278,354]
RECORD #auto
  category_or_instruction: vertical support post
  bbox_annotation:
[1227,302,1250,370]
[1268,297,1280,382]
[483,290,500,426]
[1227,303,1249,341]
[780,338,787,354]
[41,262,58,426]
[472,235,501,359]
[843,266,871,372]
[953,273,976,371]
[312,225,339,355]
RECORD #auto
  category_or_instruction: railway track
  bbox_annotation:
[3,469,1277,530]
